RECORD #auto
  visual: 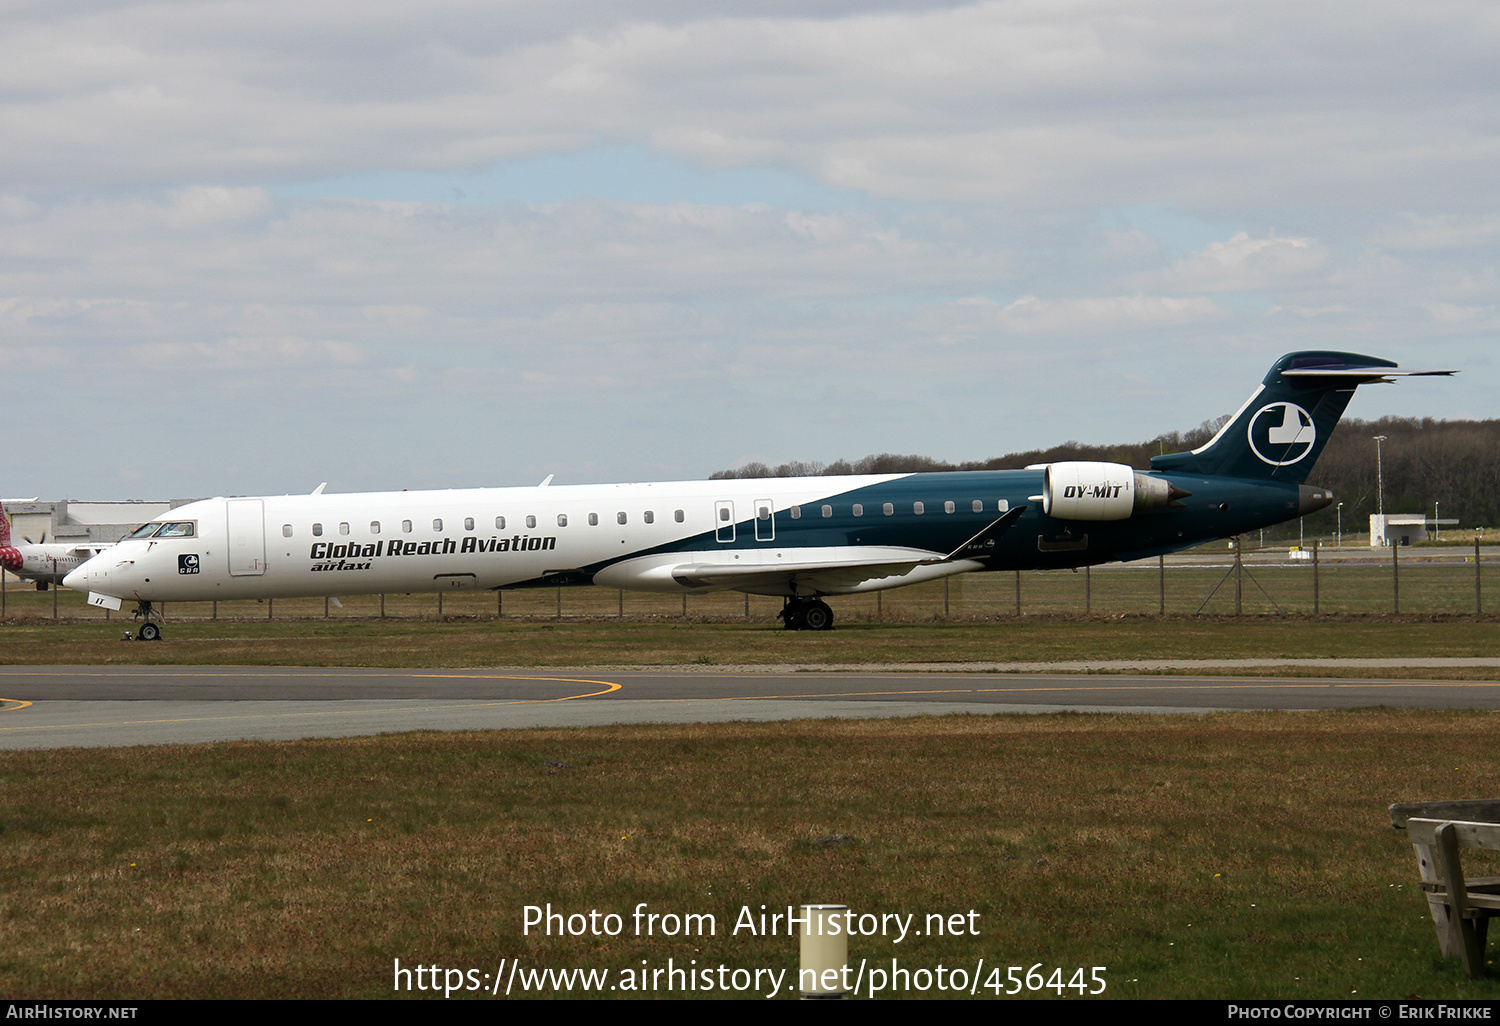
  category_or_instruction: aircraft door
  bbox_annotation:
[715,501,735,543]
[754,499,775,542]
[226,499,267,576]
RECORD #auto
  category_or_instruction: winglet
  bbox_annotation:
[539,475,554,487]
[311,482,327,496]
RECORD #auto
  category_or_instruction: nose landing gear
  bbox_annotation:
[133,601,164,641]
[779,598,835,631]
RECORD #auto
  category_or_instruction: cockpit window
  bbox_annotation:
[129,521,196,539]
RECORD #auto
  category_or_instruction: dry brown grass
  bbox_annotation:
[4,710,1500,999]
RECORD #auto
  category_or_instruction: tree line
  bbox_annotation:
[710,417,1500,538]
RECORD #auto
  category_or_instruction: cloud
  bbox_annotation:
[0,2,1491,496]
[1135,232,1329,294]
[924,293,1225,343]
[1,2,1496,211]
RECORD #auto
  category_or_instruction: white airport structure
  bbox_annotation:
[1369,514,1460,547]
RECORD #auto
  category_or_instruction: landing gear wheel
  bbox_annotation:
[136,622,162,642]
[802,601,834,631]
[779,598,834,631]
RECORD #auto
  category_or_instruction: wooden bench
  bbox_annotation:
[1391,800,1500,978]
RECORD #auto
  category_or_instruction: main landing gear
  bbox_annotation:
[133,601,163,642]
[779,597,835,631]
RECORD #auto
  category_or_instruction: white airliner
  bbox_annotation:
[63,351,1450,639]
[0,507,111,590]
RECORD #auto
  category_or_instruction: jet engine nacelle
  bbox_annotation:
[1039,462,1177,521]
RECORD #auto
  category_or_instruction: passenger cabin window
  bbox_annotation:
[402,520,413,533]
[370,521,381,534]
[944,501,956,514]
[883,503,894,516]
[464,517,474,531]
[557,514,568,527]
[339,523,350,535]
[526,515,537,528]
[433,519,443,531]
[972,500,983,513]
[757,505,770,520]
[312,523,323,537]
[852,504,863,517]
[914,502,925,515]
[282,524,293,538]
[588,513,599,526]
[618,512,628,525]
[644,510,655,524]
[821,505,833,518]
[674,510,684,523]
[495,516,506,530]
[790,506,801,519]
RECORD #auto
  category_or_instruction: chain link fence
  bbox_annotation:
[2,542,1495,622]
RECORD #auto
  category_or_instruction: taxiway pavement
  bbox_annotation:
[2,662,1498,749]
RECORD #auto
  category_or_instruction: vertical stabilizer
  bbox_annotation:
[1150,351,1451,483]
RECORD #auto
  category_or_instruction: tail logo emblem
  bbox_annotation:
[1248,402,1316,466]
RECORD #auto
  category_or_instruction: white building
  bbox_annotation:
[1369,514,1460,546]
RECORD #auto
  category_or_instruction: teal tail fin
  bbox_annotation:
[1150,351,1452,483]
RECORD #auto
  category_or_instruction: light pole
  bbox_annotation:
[1373,434,1388,545]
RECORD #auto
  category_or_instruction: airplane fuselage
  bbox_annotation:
[64,468,1321,606]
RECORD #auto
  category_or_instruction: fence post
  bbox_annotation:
[381,593,386,618]
[1477,537,1483,615]
[1235,538,1243,615]
[438,591,444,617]
[1393,541,1400,614]
[1085,566,1091,614]
[876,591,882,620]
[944,577,950,619]
[1014,569,1022,616]
[268,598,273,620]
[497,590,503,618]
[1159,554,1165,615]
[212,600,217,620]
[556,586,562,618]
[1312,540,1320,615]
[619,589,624,617]
[682,594,687,618]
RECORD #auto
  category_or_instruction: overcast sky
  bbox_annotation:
[3,0,1494,500]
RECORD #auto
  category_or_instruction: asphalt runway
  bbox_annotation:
[2,664,1499,749]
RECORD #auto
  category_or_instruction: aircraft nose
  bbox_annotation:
[62,566,88,590]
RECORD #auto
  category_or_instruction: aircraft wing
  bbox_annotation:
[660,508,1027,592]
[667,554,942,592]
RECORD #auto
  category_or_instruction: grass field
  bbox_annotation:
[4,560,1499,1000]
[3,710,1499,1000]
[0,615,1497,673]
